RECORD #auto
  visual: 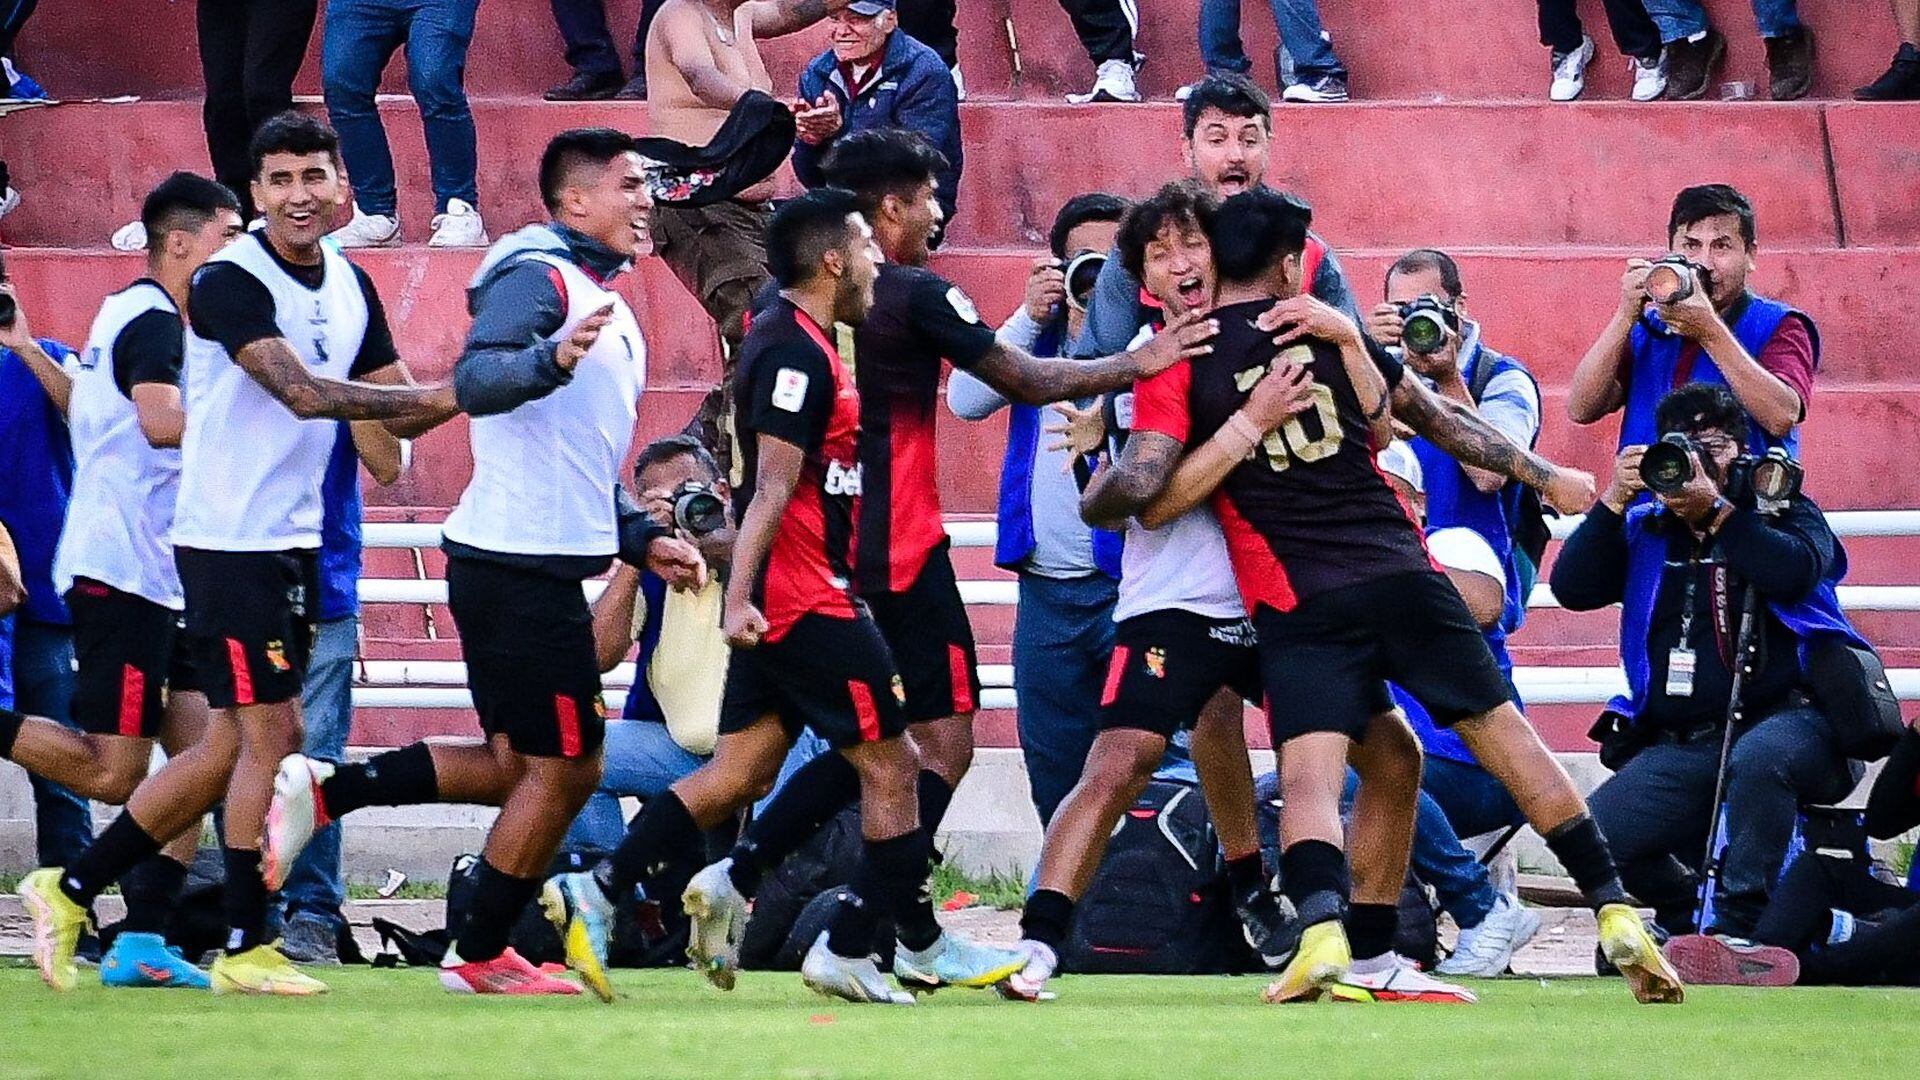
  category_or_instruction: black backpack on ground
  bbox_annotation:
[738,804,896,970]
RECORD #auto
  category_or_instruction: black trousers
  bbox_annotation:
[1537,0,1661,61]
[897,0,957,68]
[197,0,319,220]
[1754,852,1920,987]
[550,0,666,81]
[0,0,36,58]
[1057,0,1134,65]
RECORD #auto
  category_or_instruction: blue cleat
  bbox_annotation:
[100,932,212,989]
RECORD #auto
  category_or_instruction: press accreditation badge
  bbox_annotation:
[1665,647,1696,698]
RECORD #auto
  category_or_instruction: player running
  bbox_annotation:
[1118,188,1681,1004]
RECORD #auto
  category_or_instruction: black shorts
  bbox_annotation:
[863,541,981,724]
[1100,610,1261,738]
[1255,571,1511,745]
[66,579,199,738]
[446,556,606,760]
[718,610,910,750]
[177,548,318,710]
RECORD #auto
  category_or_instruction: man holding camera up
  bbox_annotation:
[1568,185,1817,458]
[1552,384,1860,944]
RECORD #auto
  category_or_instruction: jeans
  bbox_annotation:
[322,0,480,216]
[1640,0,1803,42]
[13,620,91,868]
[1422,756,1525,842]
[1198,0,1346,82]
[281,615,357,930]
[1536,0,1662,60]
[1013,573,1118,825]
[1340,768,1499,928]
[548,0,665,80]
[1587,705,1860,937]
[197,0,319,220]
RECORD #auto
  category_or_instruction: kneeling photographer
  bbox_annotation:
[1552,384,1867,941]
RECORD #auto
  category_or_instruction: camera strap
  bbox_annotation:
[1667,558,1701,698]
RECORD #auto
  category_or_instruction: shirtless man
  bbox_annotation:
[647,0,848,472]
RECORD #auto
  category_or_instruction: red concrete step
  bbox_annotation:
[20,0,1899,103]
[11,99,1915,250]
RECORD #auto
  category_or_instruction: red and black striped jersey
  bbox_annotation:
[732,298,863,640]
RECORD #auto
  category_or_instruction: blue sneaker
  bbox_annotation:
[2,59,48,101]
[100,932,211,989]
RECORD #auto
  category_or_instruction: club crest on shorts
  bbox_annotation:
[946,286,980,324]
[890,675,907,705]
[265,640,291,673]
[1144,646,1167,679]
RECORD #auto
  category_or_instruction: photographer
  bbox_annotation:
[1551,384,1862,939]
[1568,184,1817,457]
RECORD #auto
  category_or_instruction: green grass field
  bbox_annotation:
[4,964,1917,1079]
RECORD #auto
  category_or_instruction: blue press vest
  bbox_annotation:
[621,571,671,722]
[317,423,364,622]
[1622,294,1818,457]
[0,615,14,709]
[0,339,78,626]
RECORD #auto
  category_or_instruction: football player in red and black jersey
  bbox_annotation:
[1118,189,1682,1005]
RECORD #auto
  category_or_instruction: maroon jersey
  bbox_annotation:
[733,298,863,640]
[1131,298,1434,614]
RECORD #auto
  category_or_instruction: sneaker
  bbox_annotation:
[330,203,400,248]
[544,70,622,101]
[892,931,1028,993]
[1765,28,1814,101]
[1262,918,1351,1003]
[265,753,334,891]
[613,75,649,101]
[1630,50,1670,101]
[800,932,915,1005]
[540,871,615,1003]
[950,64,966,102]
[1856,42,1920,100]
[210,943,329,996]
[1549,35,1596,101]
[1664,934,1799,987]
[19,869,93,991]
[1663,28,1726,101]
[1597,903,1686,1003]
[996,939,1058,1002]
[681,858,749,991]
[3,57,47,100]
[1237,887,1301,970]
[439,946,582,995]
[109,220,147,252]
[1436,893,1543,977]
[1066,59,1140,104]
[1282,75,1350,103]
[427,198,487,248]
[101,931,212,989]
[279,915,342,966]
[1332,953,1478,1004]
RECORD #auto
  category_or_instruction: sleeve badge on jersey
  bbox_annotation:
[771,367,810,412]
[945,286,981,324]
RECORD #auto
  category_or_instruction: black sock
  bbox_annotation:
[603,789,700,903]
[727,752,859,898]
[222,847,269,954]
[888,830,942,953]
[1346,902,1399,962]
[0,706,23,759]
[829,831,935,956]
[916,770,956,833]
[1281,839,1350,928]
[1020,888,1076,954]
[1544,814,1631,909]
[454,857,542,963]
[119,854,189,936]
[319,742,438,817]
[1225,851,1267,905]
[826,853,885,959]
[61,813,163,908]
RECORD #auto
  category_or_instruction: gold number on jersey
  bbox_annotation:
[1259,382,1342,472]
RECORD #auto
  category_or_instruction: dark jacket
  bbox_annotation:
[792,30,962,223]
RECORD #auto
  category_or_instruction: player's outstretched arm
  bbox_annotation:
[973,310,1219,406]
[1390,374,1595,514]
[1080,431,1183,532]
[1138,359,1314,529]
[232,337,456,423]
[361,357,456,440]
[722,433,805,648]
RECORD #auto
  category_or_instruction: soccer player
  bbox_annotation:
[0,173,242,989]
[18,112,459,996]
[1118,188,1683,1004]
[264,128,705,1000]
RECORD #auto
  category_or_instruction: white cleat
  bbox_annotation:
[681,858,749,991]
[892,931,1028,993]
[1437,893,1542,977]
[995,939,1059,1002]
[330,202,400,248]
[427,198,488,247]
[800,933,914,1005]
[1331,953,1477,1004]
[264,753,333,891]
[1549,34,1596,101]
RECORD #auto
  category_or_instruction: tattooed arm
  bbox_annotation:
[233,338,456,422]
[749,0,846,38]
[1391,374,1595,514]
[1080,431,1183,532]
[973,310,1219,406]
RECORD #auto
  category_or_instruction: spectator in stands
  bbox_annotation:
[0,0,45,99]
[895,0,960,94]
[544,0,665,100]
[1568,184,1816,459]
[946,193,1128,823]
[324,0,487,247]
[1197,0,1350,102]
[1641,0,1812,100]
[1856,0,1920,100]
[791,0,962,232]
[1535,0,1669,102]
[194,1,319,224]
[0,258,94,886]
[1058,0,1143,104]
[278,422,407,964]
[1552,383,1863,939]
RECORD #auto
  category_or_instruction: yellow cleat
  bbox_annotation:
[210,944,330,997]
[1262,919,1352,1004]
[18,868,91,992]
[1597,903,1685,1004]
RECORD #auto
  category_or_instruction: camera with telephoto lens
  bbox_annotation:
[0,290,16,329]
[1396,294,1455,355]
[1644,255,1713,305]
[670,481,726,537]
[1638,432,1705,495]
[1062,250,1106,313]
[1641,434,1803,515]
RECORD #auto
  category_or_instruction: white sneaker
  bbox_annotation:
[800,932,915,1005]
[1067,59,1140,104]
[681,858,749,991]
[1631,50,1669,101]
[1281,74,1350,103]
[950,64,966,102]
[1549,35,1596,101]
[1332,952,1478,1004]
[331,203,400,248]
[110,220,147,252]
[995,939,1059,1002]
[264,753,334,891]
[427,198,487,248]
[1436,893,1542,977]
